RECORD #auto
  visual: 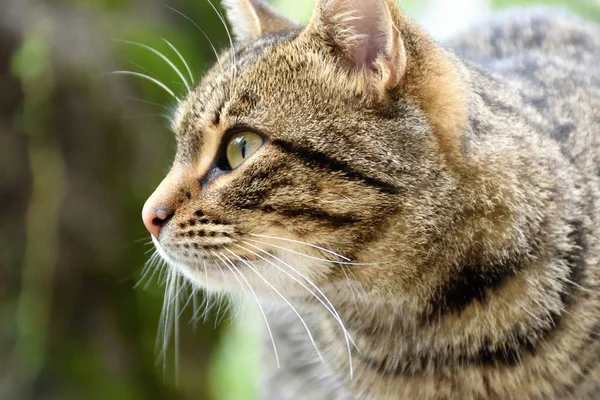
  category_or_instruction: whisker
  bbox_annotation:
[174,273,181,386]
[115,39,191,91]
[146,259,167,290]
[250,234,352,261]
[247,238,373,266]
[165,5,221,64]
[111,71,176,99]
[213,251,280,367]
[191,289,200,331]
[134,236,154,244]
[156,268,177,371]
[120,58,158,79]
[122,113,171,121]
[238,242,355,378]
[162,38,195,85]
[204,0,238,87]
[202,259,211,324]
[339,265,359,312]
[124,96,170,110]
[179,282,196,319]
[136,251,160,289]
[224,249,324,363]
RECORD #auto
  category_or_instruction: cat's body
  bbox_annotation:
[261,10,600,399]
[141,1,600,399]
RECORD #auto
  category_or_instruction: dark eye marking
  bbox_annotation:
[271,139,400,194]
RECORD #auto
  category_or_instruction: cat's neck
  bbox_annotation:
[299,74,589,384]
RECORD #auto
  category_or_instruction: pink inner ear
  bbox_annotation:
[328,0,390,69]
[354,33,385,68]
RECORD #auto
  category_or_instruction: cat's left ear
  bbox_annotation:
[306,0,406,89]
[222,0,299,43]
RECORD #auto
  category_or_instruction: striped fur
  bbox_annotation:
[143,1,600,398]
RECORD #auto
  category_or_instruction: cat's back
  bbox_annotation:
[446,9,600,68]
[446,9,600,176]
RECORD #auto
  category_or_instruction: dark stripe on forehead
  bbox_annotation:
[271,139,400,194]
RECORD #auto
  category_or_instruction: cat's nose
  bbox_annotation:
[142,205,174,238]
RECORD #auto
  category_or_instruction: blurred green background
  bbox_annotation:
[1,0,598,399]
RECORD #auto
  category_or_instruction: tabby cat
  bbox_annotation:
[141,0,600,398]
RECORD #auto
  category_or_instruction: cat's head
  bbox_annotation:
[143,0,467,299]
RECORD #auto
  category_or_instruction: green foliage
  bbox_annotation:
[209,305,261,400]
[3,1,598,400]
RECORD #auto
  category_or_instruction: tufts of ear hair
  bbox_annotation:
[221,0,468,159]
[308,0,406,90]
[222,0,299,43]
[306,0,468,159]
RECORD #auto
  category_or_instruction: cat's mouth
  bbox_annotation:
[151,235,283,291]
[149,232,340,296]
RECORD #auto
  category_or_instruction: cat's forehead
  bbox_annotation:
[171,31,315,139]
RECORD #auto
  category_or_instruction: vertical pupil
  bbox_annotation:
[241,138,247,159]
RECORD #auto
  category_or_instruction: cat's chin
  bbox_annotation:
[149,236,238,292]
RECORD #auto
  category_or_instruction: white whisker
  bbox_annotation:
[191,289,200,331]
[147,259,167,290]
[204,0,238,81]
[202,259,211,324]
[111,71,176,99]
[247,238,373,266]
[238,242,355,378]
[174,274,181,386]
[162,38,195,85]
[124,96,169,110]
[165,6,222,64]
[156,268,178,372]
[116,39,191,91]
[213,251,280,367]
[339,265,359,312]
[224,249,324,363]
[250,234,352,261]
[136,250,160,289]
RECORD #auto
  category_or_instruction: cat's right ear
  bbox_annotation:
[222,0,299,43]
[306,0,406,90]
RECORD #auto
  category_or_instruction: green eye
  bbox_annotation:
[225,131,264,169]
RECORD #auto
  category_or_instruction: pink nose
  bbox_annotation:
[142,206,174,238]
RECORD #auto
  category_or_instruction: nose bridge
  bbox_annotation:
[142,168,195,237]
[149,170,187,210]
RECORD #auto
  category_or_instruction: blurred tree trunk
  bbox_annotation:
[1,0,225,398]
[0,20,32,400]
[0,2,179,398]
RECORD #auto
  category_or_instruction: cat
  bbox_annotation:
[141,0,600,398]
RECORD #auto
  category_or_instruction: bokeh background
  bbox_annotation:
[1,0,598,399]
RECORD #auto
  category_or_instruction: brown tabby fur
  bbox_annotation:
[143,0,600,398]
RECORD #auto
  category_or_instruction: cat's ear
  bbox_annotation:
[307,0,406,89]
[222,0,299,43]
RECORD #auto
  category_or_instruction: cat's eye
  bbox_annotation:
[225,131,264,169]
